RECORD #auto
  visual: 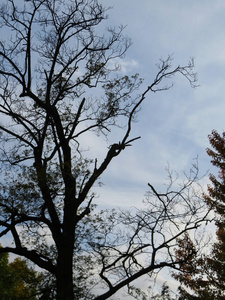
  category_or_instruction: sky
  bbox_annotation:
[1,0,225,297]
[93,0,225,204]
[89,0,225,296]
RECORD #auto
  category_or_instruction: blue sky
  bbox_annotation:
[92,1,225,207]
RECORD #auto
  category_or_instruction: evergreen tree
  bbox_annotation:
[173,130,225,299]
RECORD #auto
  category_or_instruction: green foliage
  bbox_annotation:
[0,249,40,299]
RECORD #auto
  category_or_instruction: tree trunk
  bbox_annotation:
[56,247,74,300]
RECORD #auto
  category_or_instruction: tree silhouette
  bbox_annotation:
[0,1,205,299]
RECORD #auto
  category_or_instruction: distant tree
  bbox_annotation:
[172,130,225,299]
[151,282,173,300]
[0,247,40,299]
[129,282,175,300]
[0,0,207,299]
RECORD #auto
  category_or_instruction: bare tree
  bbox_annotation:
[0,0,201,299]
[85,163,210,299]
